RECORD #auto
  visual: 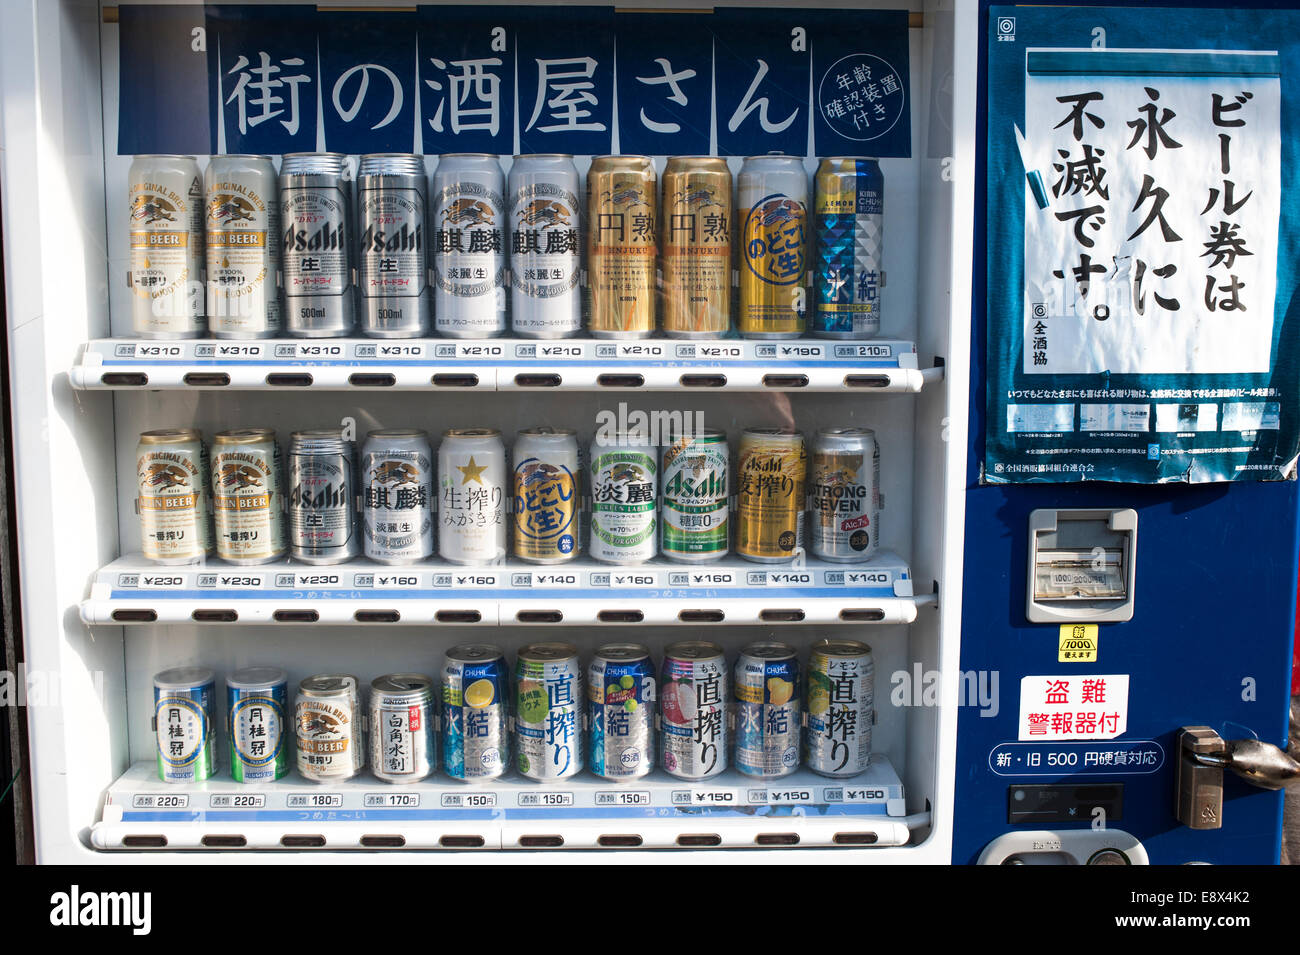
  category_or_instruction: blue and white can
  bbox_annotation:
[812,157,883,339]
[734,643,801,778]
[226,666,289,783]
[154,667,217,783]
[588,644,655,780]
[442,644,510,781]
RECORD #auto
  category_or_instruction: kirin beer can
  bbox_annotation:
[736,428,807,563]
[369,673,437,784]
[442,644,509,781]
[512,428,581,563]
[805,639,874,778]
[509,154,582,338]
[205,154,281,337]
[588,644,655,780]
[226,667,289,783]
[587,155,657,338]
[811,428,881,562]
[438,429,508,564]
[432,153,507,338]
[128,154,205,338]
[288,430,359,565]
[211,429,285,565]
[660,641,728,781]
[515,643,584,780]
[154,667,217,783]
[357,154,430,337]
[662,156,732,338]
[280,153,355,337]
[813,158,883,339]
[589,435,658,565]
[738,155,808,339]
[295,674,365,782]
[137,429,213,564]
[360,430,434,564]
[734,643,801,778]
[661,430,729,563]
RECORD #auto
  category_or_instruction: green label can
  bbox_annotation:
[227,667,289,783]
[154,667,217,783]
[661,430,729,563]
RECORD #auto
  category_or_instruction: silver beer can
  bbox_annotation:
[128,154,205,338]
[137,428,214,564]
[280,152,355,337]
[357,153,430,338]
[588,434,658,565]
[508,154,582,338]
[438,428,508,564]
[295,674,365,782]
[810,428,881,562]
[804,639,874,778]
[432,153,507,338]
[515,643,584,780]
[288,430,359,565]
[512,427,582,564]
[660,641,728,781]
[211,428,286,565]
[360,430,435,564]
[204,154,281,338]
[588,644,655,780]
[369,673,437,784]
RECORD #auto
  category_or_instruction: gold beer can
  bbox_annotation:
[736,428,807,563]
[137,429,214,564]
[211,428,286,565]
[587,155,657,338]
[738,156,809,339]
[661,156,732,338]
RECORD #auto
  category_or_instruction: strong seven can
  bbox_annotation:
[734,643,801,778]
[357,154,430,337]
[738,155,808,339]
[813,158,883,339]
[442,644,509,781]
[137,429,213,564]
[288,430,359,565]
[438,429,508,564]
[154,667,217,783]
[660,642,728,780]
[296,674,364,782]
[661,430,729,563]
[736,428,807,563]
[805,639,874,778]
[211,429,285,565]
[129,154,205,337]
[280,152,354,337]
[513,428,581,563]
[227,667,289,783]
[361,430,434,564]
[205,154,280,337]
[662,156,732,338]
[587,155,657,338]
[589,644,655,780]
[811,428,880,562]
[369,673,437,784]
[509,154,582,338]
[589,435,658,564]
[515,643,584,780]
[432,153,507,338]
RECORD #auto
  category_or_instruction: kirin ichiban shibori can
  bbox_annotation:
[512,428,581,564]
[288,430,359,565]
[432,153,507,338]
[369,673,437,784]
[813,157,883,339]
[137,429,213,564]
[589,434,658,565]
[738,155,808,339]
[509,154,582,338]
[211,428,286,565]
[659,641,728,781]
[736,427,807,563]
[226,666,289,783]
[811,427,881,562]
[734,643,801,779]
[661,156,732,338]
[295,674,365,782]
[587,155,657,338]
[442,644,510,781]
[360,430,434,564]
[588,644,655,781]
[805,639,874,778]
[515,643,584,781]
[128,154,205,338]
[660,429,729,563]
[357,153,430,338]
[153,667,217,783]
[280,152,355,337]
[204,153,281,338]
[438,429,508,564]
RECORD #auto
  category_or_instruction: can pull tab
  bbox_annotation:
[1197,738,1300,791]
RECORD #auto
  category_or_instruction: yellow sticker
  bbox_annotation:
[1058,624,1099,662]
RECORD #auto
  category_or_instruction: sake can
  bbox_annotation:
[211,429,286,565]
[360,430,435,564]
[438,429,508,564]
[804,639,874,778]
[512,428,581,564]
[205,153,281,337]
[432,153,507,337]
[734,643,801,778]
[738,155,808,339]
[509,154,582,338]
[288,430,359,565]
[227,667,289,783]
[588,644,655,780]
[280,152,355,337]
[811,427,881,562]
[515,643,584,780]
[295,674,365,782]
[154,667,217,783]
[128,154,205,338]
[812,157,883,339]
[442,644,510,781]
[660,641,728,781]
[357,153,431,337]
[587,155,657,338]
[662,156,732,338]
[660,430,729,563]
[137,429,214,564]
[589,435,658,565]
[735,427,807,563]
[369,673,437,784]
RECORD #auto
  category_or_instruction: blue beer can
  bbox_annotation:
[813,157,883,339]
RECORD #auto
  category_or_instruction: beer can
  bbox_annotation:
[804,639,874,778]
[738,155,808,339]
[515,643,584,780]
[438,429,508,564]
[509,154,582,338]
[288,430,359,565]
[128,154,205,338]
[660,642,728,781]
[205,154,281,337]
[280,153,355,337]
[360,430,435,565]
[432,153,507,338]
[662,156,732,338]
[154,667,217,783]
[811,428,881,562]
[736,427,807,563]
[813,158,883,339]
[589,435,658,565]
[211,429,286,565]
[588,644,655,780]
[512,428,581,564]
[137,429,213,564]
[587,155,657,338]
[442,644,510,781]
[661,430,729,563]
[369,673,437,784]
[357,154,430,338]
[734,643,801,778]
[296,674,365,782]
[226,667,289,784]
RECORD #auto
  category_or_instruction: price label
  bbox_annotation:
[441,792,497,808]
[671,789,737,806]
[132,793,189,809]
[364,792,422,808]
[595,790,651,806]
[287,793,343,808]
[517,791,574,807]
[210,793,266,809]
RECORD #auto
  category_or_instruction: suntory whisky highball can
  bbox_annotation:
[369,673,437,784]
[589,435,658,565]
[738,155,808,339]
[662,156,732,338]
[734,642,801,779]
[515,643,584,780]
[735,427,807,563]
[154,667,217,784]
[512,428,581,563]
[812,158,883,339]
[438,429,508,564]
[296,674,365,782]
[128,154,205,338]
[360,430,434,564]
[357,153,430,338]
[432,153,507,338]
[509,154,582,338]
[442,644,510,781]
[288,430,359,565]
[280,152,355,337]
[588,644,655,780]
[660,641,728,781]
[804,639,874,778]
[661,430,729,563]
[810,427,880,562]
[205,154,281,337]
[137,429,213,564]
[211,428,285,565]
[587,155,657,338]
[227,667,289,784]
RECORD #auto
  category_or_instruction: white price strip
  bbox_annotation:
[289,343,347,360]
[608,571,661,589]
[132,794,189,809]
[766,787,815,805]
[841,786,889,803]
[136,344,186,359]
[372,573,422,589]
[668,571,738,587]
[440,792,497,808]
[1018,674,1130,741]
[595,790,651,806]
[212,343,265,360]
[671,788,739,806]
[517,791,575,807]
[209,793,266,809]
[364,792,422,808]
[287,793,343,808]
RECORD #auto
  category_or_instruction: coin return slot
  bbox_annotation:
[200,834,247,848]
[439,834,485,848]
[182,372,230,387]
[272,609,320,623]
[354,610,400,623]
[435,610,481,623]
[266,373,313,387]
[832,832,879,845]
[679,609,724,623]
[349,373,396,387]
[518,835,564,848]
[111,609,157,623]
[759,609,805,622]
[755,833,800,846]
[191,609,238,623]
[839,608,885,622]
[280,834,326,848]
[516,609,563,623]
[598,609,643,623]
[515,373,562,387]
[121,835,167,848]
[676,833,722,847]
[598,834,643,848]
[432,373,480,387]
[762,374,809,388]
[597,373,644,388]
[844,374,891,389]
[360,835,406,848]
[100,372,148,386]
[679,374,727,388]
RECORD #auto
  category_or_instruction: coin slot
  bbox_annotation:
[182,372,230,387]
[518,835,564,848]
[435,610,481,624]
[272,609,320,623]
[200,834,247,848]
[678,609,724,623]
[432,373,480,387]
[191,609,238,623]
[266,373,314,387]
[832,832,879,845]
[514,373,562,387]
[100,372,149,386]
[348,373,396,387]
[597,609,643,623]
[597,834,643,848]
[515,609,563,623]
[755,833,800,846]
[111,609,157,623]
[844,375,891,389]
[679,374,727,388]
[354,609,400,623]
[439,834,485,848]
[759,609,805,622]
[360,834,406,848]
[839,608,886,622]
[280,834,326,848]
[676,833,722,847]
[597,374,644,388]
[762,374,809,388]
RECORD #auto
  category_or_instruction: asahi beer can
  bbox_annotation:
[662,156,732,338]
[736,428,807,563]
[509,154,582,338]
[738,155,808,339]
[438,429,508,564]
[369,673,437,784]
[442,644,509,781]
[734,643,801,778]
[588,644,655,780]
[811,428,881,562]
[211,429,286,565]
[137,429,213,564]
[515,643,583,780]
[432,153,507,338]
[512,428,581,564]
[587,155,657,338]
[226,667,289,783]
[205,154,281,337]
[128,154,205,338]
[296,674,364,782]
[280,153,354,337]
[288,430,359,565]
[357,154,430,337]
[360,430,434,564]
[154,667,217,783]
[589,435,658,565]
[805,639,874,778]
[661,430,729,563]
[660,642,728,781]
[813,158,883,339]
